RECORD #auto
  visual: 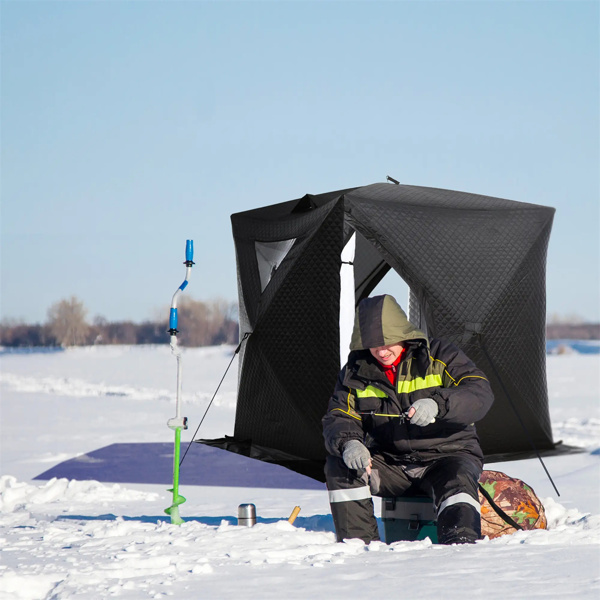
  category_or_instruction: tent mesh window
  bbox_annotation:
[255,239,296,292]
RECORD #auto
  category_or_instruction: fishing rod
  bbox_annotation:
[164,239,194,525]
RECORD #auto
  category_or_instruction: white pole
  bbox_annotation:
[339,233,356,368]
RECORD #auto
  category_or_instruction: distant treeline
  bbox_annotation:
[1,296,597,348]
[0,296,239,348]
[545,323,600,340]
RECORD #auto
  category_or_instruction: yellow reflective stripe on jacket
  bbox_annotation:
[330,390,362,421]
[331,407,362,421]
[355,385,388,398]
[397,373,443,394]
[455,375,488,386]
[431,355,489,387]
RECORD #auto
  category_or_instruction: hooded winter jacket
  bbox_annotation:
[322,295,494,463]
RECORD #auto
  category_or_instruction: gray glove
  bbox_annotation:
[409,398,439,426]
[342,440,371,470]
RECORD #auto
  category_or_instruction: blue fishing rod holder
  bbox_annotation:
[169,308,179,335]
[185,239,194,264]
[168,240,194,336]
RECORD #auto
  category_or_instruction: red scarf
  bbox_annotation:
[377,347,405,384]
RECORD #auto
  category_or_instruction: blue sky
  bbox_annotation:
[1,0,598,324]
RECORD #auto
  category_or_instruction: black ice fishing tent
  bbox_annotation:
[201,182,563,482]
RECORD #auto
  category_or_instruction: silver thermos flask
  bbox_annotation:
[237,503,256,527]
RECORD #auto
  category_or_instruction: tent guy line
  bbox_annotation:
[182,332,250,467]
[478,333,559,496]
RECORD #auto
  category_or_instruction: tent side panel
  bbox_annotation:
[472,214,555,455]
[345,184,556,458]
[233,200,345,465]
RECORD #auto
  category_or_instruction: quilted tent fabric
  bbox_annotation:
[199,182,558,481]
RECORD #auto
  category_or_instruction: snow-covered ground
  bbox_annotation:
[1,344,599,599]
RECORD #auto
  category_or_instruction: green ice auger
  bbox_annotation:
[164,240,194,525]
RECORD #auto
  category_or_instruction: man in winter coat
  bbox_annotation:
[322,294,494,545]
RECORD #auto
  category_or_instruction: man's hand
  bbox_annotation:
[342,440,372,470]
[407,398,439,426]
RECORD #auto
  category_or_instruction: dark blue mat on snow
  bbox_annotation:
[33,442,325,490]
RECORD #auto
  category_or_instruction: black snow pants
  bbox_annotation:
[325,452,482,545]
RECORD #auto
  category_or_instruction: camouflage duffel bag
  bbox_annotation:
[478,470,548,539]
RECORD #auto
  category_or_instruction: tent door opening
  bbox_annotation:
[339,232,428,367]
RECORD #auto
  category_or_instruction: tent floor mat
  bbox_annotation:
[33,442,326,489]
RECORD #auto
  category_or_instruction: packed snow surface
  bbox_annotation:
[1,344,599,599]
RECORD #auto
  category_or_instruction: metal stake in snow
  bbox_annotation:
[164,239,194,525]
